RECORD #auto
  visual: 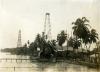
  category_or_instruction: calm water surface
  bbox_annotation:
[0,52,100,72]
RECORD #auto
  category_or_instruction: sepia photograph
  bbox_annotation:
[0,0,100,72]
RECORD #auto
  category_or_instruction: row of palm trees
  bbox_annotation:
[28,17,99,59]
[71,17,98,51]
[55,17,98,53]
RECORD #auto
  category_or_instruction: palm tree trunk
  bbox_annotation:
[85,45,88,51]
[81,44,83,52]
[89,43,91,51]
[89,43,91,62]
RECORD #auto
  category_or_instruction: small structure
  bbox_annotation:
[90,41,100,64]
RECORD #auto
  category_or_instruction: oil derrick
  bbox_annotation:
[44,13,52,41]
[17,30,22,48]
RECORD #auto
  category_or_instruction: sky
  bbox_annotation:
[0,0,100,48]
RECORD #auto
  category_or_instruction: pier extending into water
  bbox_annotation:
[0,58,37,62]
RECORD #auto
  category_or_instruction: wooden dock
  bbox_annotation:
[0,58,37,62]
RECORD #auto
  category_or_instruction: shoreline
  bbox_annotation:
[1,48,100,68]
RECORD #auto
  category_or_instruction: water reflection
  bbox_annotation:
[31,61,100,72]
[0,52,100,72]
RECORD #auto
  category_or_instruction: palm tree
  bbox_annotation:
[34,33,57,59]
[72,17,90,40]
[35,34,41,46]
[67,37,74,48]
[67,37,81,53]
[29,42,37,55]
[67,37,81,60]
[89,29,98,50]
[72,17,91,50]
[86,29,98,61]
[72,17,99,61]
[82,29,98,51]
[57,30,67,47]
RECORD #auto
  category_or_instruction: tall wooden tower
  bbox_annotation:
[44,13,52,40]
[17,30,22,47]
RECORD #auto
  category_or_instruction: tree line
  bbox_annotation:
[1,17,99,61]
[28,17,99,59]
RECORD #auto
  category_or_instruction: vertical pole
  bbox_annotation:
[14,67,15,71]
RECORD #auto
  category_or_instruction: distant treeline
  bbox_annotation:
[1,47,30,55]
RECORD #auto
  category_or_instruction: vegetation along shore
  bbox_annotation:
[1,17,100,68]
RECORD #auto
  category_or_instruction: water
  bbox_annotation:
[0,52,100,72]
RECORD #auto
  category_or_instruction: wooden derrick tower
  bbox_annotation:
[44,13,52,41]
[17,30,22,48]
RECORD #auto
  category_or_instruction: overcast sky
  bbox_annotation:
[0,0,100,48]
